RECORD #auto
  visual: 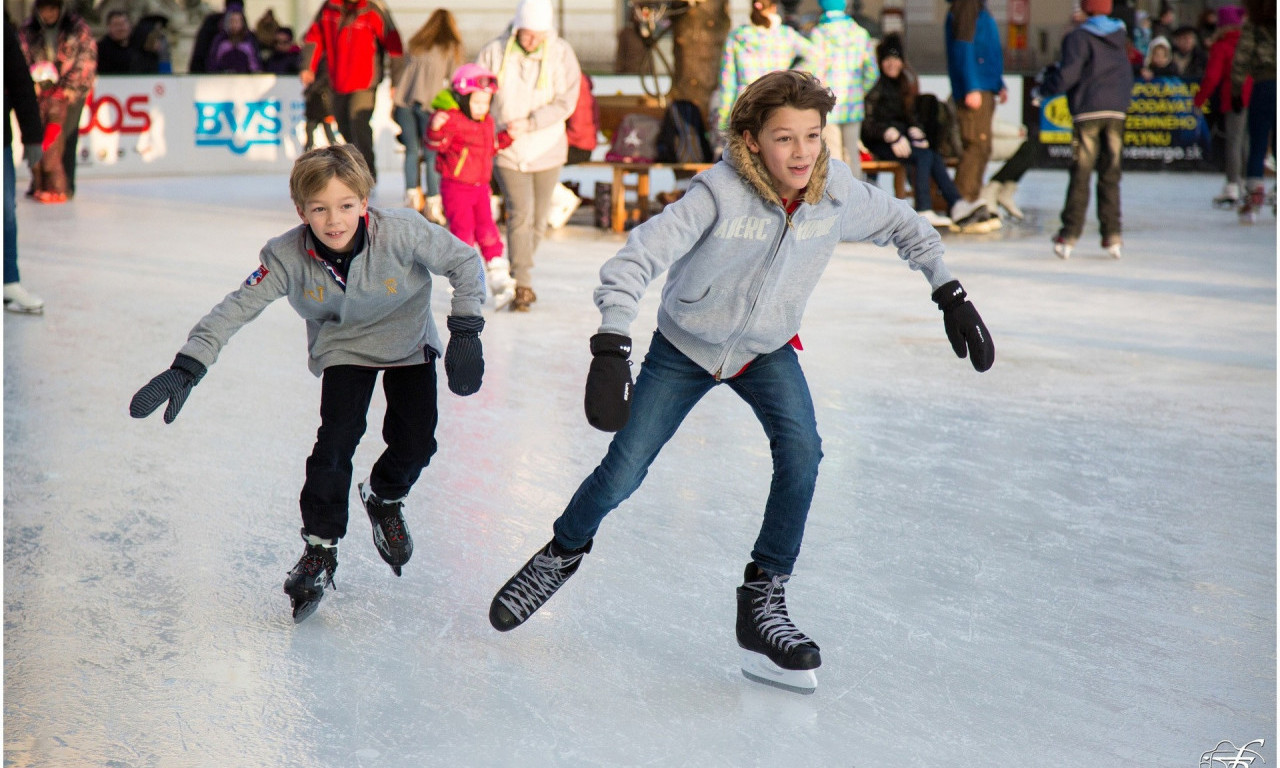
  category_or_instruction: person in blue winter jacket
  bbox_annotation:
[945,0,1006,223]
[1038,0,1135,259]
[486,70,995,696]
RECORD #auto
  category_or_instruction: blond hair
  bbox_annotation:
[289,145,375,207]
[728,70,836,140]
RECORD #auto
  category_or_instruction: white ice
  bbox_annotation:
[4,167,1275,767]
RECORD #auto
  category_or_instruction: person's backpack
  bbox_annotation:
[605,113,662,163]
[656,99,713,163]
[914,93,963,159]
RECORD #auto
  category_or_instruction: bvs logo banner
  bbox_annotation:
[194,100,282,154]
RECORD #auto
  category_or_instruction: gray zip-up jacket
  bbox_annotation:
[179,206,485,377]
[595,134,954,378]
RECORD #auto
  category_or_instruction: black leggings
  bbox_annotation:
[299,362,438,539]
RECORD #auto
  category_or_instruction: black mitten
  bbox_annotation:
[129,354,208,423]
[584,333,633,432]
[931,281,995,372]
[444,315,485,396]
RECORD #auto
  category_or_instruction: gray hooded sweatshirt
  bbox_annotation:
[179,206,485,377]
[595,135,955,379]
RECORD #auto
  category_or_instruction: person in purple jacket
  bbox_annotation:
[487,70,995,696]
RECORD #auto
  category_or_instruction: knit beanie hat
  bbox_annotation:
[512,0,554,32]
[1216,5,1244,26]
[819,0,846,12]
[876,33,905,63]
[1082,0,1112,16]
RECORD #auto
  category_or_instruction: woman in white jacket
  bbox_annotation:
[476,0,581,312]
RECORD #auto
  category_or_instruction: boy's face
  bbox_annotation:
[743,106,823,200]
[468,90,492,119]
[1151,45,1171,66]
[297,177,368,253]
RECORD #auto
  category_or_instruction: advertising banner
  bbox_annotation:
[1038,76,1213,170]
[13,74,401,178]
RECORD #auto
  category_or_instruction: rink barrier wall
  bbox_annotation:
[8,74,1026,181]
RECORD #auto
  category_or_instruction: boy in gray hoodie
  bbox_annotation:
[129,145,487,623]
[487,70,995,694]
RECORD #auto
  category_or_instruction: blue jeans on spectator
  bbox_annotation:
[4,144,18,285]
[908,145,961,213]
[553,331,824,575]
[394,103,439,196]
[1245,79,1277,181]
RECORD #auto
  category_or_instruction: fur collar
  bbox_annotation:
[725,132,830,209]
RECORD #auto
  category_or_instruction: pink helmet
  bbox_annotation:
[451,63,499,95]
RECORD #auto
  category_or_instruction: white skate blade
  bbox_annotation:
[739,649,817,695]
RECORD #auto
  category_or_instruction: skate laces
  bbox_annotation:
[747,575,813,651]
[498,549,583,620]
[369,501,408,545]
[296,546,336,586]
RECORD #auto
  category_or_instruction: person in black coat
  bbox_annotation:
[4,13,46,313]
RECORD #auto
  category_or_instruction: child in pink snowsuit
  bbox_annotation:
[426,63,517,308]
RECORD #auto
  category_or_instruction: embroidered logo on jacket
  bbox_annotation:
[385,279,398,295]
[245,264,269,286]
[792,216,838,241]
[712,215,773,241]
[306,286,325,302]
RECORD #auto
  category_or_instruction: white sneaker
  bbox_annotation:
[403,187,424,211]
[949,197,989,227]
[918,209,954,229]
[486,257,516,310]
[424,195,446,226]
[3,282,43,314]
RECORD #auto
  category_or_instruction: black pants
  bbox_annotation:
[333,88,378,181]
[299,362,438,540]
[1058,118,1124,244]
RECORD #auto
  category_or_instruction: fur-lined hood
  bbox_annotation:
[723,131,831,209]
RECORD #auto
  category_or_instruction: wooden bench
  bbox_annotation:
[577,160,714,233]
[578,158,917,233]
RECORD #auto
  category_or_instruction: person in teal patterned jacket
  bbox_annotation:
[715,0,815,131]
[808,0,878,166]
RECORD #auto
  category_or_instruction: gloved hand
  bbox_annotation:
[931,281,995,372]
[129,354,208,423]
[444,315,484,396]
[584,333,633,432]
[22,143,42,169]
[884,127,911,158]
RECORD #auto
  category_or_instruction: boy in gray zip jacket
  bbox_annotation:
[129,145,487,623]
[488,71,994,694]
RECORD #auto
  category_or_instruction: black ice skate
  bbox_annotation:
[736,562,821,694]
[359,480,413,576]
[489,538,592,631]
[283,528,338,624]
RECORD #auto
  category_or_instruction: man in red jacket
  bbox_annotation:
[300,0,402,181]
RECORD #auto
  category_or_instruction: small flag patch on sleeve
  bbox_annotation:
[245,264,270,286]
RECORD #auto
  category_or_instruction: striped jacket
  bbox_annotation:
[808,14,878,124]
[716,22,815,129]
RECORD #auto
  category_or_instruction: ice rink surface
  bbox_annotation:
[4,167,1275,767]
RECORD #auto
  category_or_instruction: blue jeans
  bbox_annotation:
[1246,79,1276,181]
[394,103,439,196]
[553,332,823,575]
[909,145,961,213]
[4,144,18,285]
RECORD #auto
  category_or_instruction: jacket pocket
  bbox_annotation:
[664,285,737,345]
